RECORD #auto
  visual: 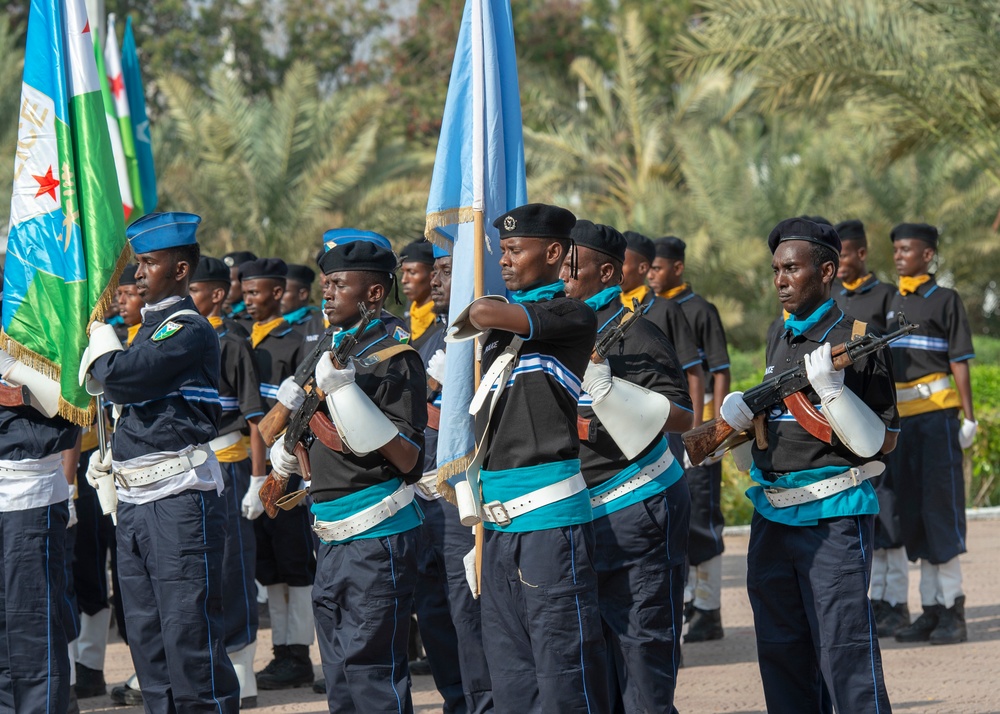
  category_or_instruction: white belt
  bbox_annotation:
[482,472,587,527]
[313,483,415,542]
[763,462,885,508]
[896,376,951,403]
[113,446,211,489]
[209,431,243,452]
[414,472,440,500]
[590,449,675,509]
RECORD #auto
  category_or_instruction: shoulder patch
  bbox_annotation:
[152,321,184,341]
[393,326,410,343]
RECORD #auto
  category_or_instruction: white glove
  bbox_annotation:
[269,440,299,478]
[427,349,447,383]
[79,320,123,394]
[0,348,15,377]
[720,392,754,432]
[276,377,306,410]
[241,475,267,520]
[315,354,356,394]
[804,342,845,403]
[85,449,113,488]
[958,419,978,449]
[582,360,613,405]
[66,485,78,529]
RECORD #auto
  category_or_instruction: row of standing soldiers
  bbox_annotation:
[0,205,977,714]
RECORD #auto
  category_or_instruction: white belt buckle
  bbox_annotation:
[382,493,401,518]
[850,467,860,487]
[915,383,932,399]
[484,500,511,526]
[112,469,130,490]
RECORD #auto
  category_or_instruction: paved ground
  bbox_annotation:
[83,519,1000,713]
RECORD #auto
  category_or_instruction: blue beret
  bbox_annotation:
[319,240,398,275]
[655,236,686,261]
[768,218,842,256]
[322,228,393,253]
[494,203,576,240]
[890,222,938,248]
[571,220,627,263]
[127,212,201,254]
[432,242,451,259]
[238,258,288,281]
[190,256,230,284]
[119,263,138,286]
[623,231,655,263]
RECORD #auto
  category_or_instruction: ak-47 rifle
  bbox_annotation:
[258,304,376,518]
[682,314,918,466]
[0,383,30,408]
[592,298,643,361]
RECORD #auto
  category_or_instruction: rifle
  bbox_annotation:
[0,383,30,408]
[259,304,375,518]
[258,327,335,446]
[592,298,643,361]
[682,314,918,466]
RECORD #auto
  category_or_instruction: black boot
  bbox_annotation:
[929,596,968,645]
[684,607,723,643]
[257,644,288,678]
[75,662,108,698]
[109,678,143,706]
[313,677,327,695]
[258,644,314,689]
[895,604,942,643]
[875,601,910,638]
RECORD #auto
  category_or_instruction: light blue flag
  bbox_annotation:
[121,16,157,213]
[424,0,527,483]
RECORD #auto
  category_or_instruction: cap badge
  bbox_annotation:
[503,216,516,232]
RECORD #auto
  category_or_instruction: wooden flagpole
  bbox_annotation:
[472,210,486,597]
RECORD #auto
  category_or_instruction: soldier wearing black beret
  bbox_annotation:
[719,217,898,713]
[281,263,326,345]
[400,240,440,348]
[447,203,608,712]
[885,222,977,646]
[563,220,693,711]
[223,250,258,322]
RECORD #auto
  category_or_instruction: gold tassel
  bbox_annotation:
[435,452,473,506]
[424,207,476,249]
[89,247,134,326]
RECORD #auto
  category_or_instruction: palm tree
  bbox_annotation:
[0,16,25,234]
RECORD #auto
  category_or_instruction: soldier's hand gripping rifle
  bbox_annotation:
[682,315,918,466]
[592,298,643,362]
[258,304,376,518]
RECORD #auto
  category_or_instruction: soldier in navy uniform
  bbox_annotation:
[267,238,428,711]
[885,223,977,646]
[651,235,733,643]
[411,242,494,713]
[448,203,608,713]
[0,349,79,713]
[282,264,326,346]
[189,256,268,706]
[400,240,439,350]
[562,221,693,712]
[238,257,317,689]
[223,250,257,322]
[719,218,897,714]
[80,211,240,712]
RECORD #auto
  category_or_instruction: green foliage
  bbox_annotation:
[0,15,22,233]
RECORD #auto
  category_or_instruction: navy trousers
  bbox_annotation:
[888,409,967,563]
[117,490,240,713]
[314,530,418,714]
[0,502,71,714]
[413,498,493,714]
[592,481,689,714]
[685,461,724,565]
[481,525,610,714]
[254,474,316,587]
[219,460,258,651]
[747,512,891,714]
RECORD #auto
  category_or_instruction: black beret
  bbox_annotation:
[238,258,288,281]
[286,264,316,286]
[319,240,398,275]
[798,215,832,227]
[399,240,435,266]
[655,236,686,261]
[493,203,576,240]
[834,219,866,243]
[223,250,257,268]
[119,263,138,286]
[315,248,326,266]
[768,218,842,256]
[623,231,655,263]
[570,220,627,263]
[890,222,938,247]
[190,256,230,284]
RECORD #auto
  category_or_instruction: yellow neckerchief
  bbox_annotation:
[251,317,286,348]
[782,309,790,321]
[214,440,250,463]
[207,315,224,329]
[899,274,932,296]
[620,284,649,308]
[409,300,436,342]
[841,273,871,292]
[659,282,688,300]
[126,323,141,346]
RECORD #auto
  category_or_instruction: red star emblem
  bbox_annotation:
[109,73,124,100]
[32,165,60,201]
[83,20,90,34]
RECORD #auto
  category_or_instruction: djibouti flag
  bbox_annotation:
[2,0,128,425]
[104,13,143,218]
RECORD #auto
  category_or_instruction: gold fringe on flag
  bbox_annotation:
[424,207,476,250]
[435,451,473,506]
[89,246,134,326]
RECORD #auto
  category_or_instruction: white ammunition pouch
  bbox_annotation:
[589,378,671,460]
[3,361,62,418]
[325,382,398,455]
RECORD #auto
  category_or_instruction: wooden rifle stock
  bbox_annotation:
[259,471,288,519]
[0,384,28,408]
[258,402,292,447]
[683,418,738,466]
